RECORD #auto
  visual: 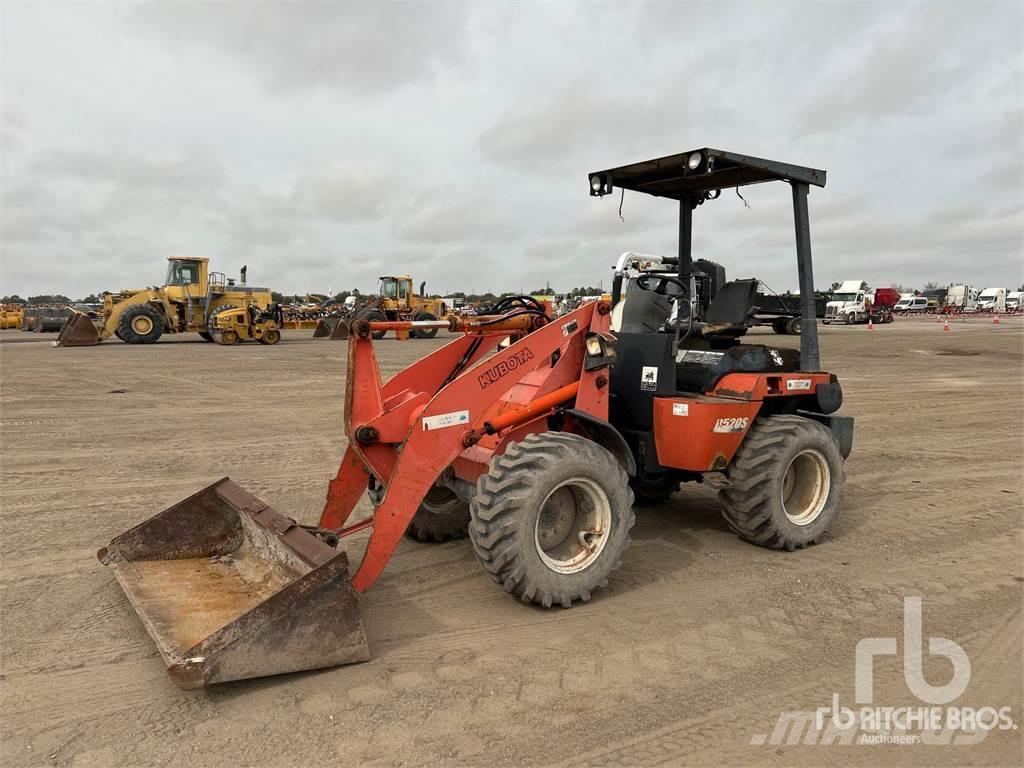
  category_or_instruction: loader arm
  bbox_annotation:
[322,302,611,593]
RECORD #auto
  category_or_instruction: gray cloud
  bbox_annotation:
[132,1,474,97]
[1,1,1021,299]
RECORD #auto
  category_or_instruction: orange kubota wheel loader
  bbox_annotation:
[99,148,852,688]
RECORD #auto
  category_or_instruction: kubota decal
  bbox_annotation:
[477,348,536,389]
[713,417,750,433]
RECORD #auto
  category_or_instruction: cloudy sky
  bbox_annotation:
[2,1,1022,299]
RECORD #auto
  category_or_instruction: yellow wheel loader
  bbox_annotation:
[360,275,449,339]
[54,258,276,347]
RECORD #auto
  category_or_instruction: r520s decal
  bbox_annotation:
[713,417,750,433]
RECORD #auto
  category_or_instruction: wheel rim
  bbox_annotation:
[422,485,462,515]
[534,477,612,574]
[222,330,238,345]
[131,315,153,334]
[266,330,280,344]
[781,449,830,525]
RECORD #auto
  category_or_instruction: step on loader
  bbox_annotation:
[100,149,854,689]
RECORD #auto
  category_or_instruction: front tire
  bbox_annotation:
[469,432,635,607]
[405,485,471,542]
[786,316,803,335]
[117,305,163,344]
[719,415,844,550]
[215,329,239,345]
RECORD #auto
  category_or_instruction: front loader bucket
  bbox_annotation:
[53,312,101,347]
[312,317,341,338]
[330,319,350,340]
[98,478,370,689]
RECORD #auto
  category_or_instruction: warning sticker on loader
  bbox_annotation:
[672,403,689,416]
[786,379,812,391]
[422,410,470,431]
[641,366,659,392]
[678,350,725,365]
[561,320,578,336]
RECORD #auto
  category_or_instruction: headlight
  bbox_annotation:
[590,175,603,193]
[687,151,702,170]
[583,332,615,370]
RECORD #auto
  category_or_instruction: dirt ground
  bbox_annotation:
[1,317,1022,768]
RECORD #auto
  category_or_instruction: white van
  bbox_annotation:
[894,296,929,313]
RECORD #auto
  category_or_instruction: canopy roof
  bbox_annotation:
[589,149,826,200]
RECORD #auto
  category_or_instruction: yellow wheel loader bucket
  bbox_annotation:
[53,311,101,347]
[312,316,341,338]
[98,478,370,689]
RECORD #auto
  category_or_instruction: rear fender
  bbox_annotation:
[796,411,854,459]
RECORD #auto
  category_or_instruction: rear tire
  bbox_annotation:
[117,305,163,344]
[719,415,844,550]
[771,318,788,335]
[469,432,635,608]
[786,316,802,335]
[412,310,438,339]
[405,485,471,542]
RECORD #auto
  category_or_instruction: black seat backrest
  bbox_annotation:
[618,289,673,334]
[704,279,758,325]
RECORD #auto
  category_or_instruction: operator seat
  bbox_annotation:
[696,279,758,340]
[617,288,673,334]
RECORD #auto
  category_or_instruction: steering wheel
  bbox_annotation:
[635,273,689,296]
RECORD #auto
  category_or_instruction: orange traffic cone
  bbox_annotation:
[866,318,874,330]
[943,319,950,332]
[992,314,1000,324]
